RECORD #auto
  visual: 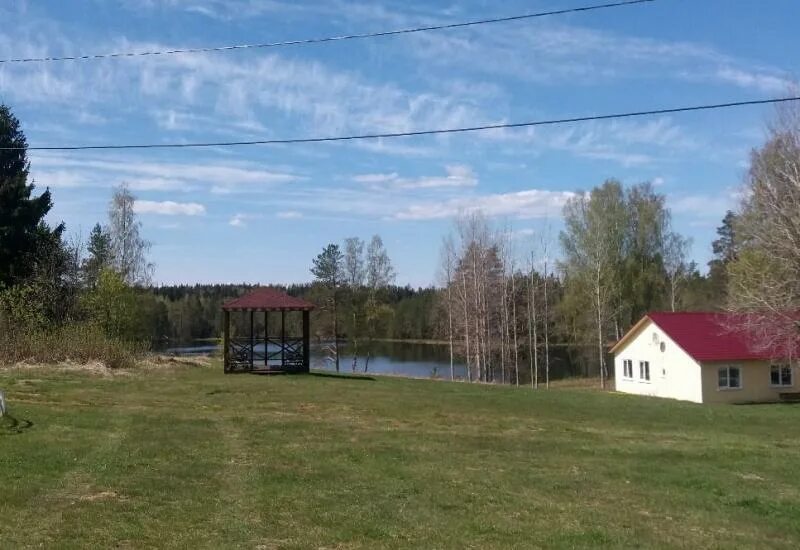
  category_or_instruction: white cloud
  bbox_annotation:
[394,189,575,221]
[229,213,249,227]
[354,164,477,189]
[277,211,303,219]
[134,200,206,216]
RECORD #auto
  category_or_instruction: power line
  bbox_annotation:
[0,0,656,64]
[12,96,800,152]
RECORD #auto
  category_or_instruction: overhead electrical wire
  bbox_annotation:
[9,96,799,152]
[0,0,656,64]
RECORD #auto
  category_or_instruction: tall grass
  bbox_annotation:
[0,323,146,369]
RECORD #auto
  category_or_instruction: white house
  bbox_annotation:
[611,312,798,404]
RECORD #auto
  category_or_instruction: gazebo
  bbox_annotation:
[222,287,315,374]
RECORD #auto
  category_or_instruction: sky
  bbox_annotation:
[0,0,797,287]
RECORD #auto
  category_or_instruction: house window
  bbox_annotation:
[770,364,793,387]
[623,360,633,379]
[718,366,742,390]
[639,361,650,381]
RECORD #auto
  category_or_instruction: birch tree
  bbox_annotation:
[664,232,691,312]
[364,235,395,371]
[343,237,365,371]
[560,181,627,388]
[727,99,800,356]
[108,183,152,286]
[527,253,538,389]
[439,236,457,380]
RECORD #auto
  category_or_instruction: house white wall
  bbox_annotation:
[613,319,704,403]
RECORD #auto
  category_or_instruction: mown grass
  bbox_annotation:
[0,364,799,548]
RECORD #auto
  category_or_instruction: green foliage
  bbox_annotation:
[311,243,343,287]
[559,180,692,378]
[0,103,64,287]
[707,210,739,303]
[83,223,112,288]
[0,284,48,332]
[82,268,166,342]
[83,269,138,338]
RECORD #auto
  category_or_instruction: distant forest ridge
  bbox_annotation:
[149,283,439,342]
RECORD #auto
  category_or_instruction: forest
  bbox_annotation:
[1,99,799,384]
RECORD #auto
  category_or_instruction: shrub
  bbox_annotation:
[0,323,146,369]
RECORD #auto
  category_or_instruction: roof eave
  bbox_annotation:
[609,315,652,355]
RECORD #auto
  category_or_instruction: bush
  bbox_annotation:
[0,323,146,369]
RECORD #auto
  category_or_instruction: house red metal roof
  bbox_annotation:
[222,287,315,311]
[613,311,795,362]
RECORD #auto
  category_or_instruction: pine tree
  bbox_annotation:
[311,244,344,372]
[83,223,113,288]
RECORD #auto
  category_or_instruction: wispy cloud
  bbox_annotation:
[276,210,303,219]
[393,189,574,221]
[669,188,740,221]
[353,164,477,189]
[408,18,792,93]
[28,153,301,193]
[134,200,206,216]
[715,67,793,94]
[485,117,694,167]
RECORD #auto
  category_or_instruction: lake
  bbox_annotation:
[157,340,469,380]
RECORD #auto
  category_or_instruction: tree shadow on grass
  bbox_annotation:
[734,401,800,406]
[306,371,376,382]
[0,414,33,435]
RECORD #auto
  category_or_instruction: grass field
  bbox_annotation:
[1,363,799,549]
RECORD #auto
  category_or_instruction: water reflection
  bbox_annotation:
[156,340,468,380]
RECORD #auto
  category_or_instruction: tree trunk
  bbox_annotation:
[447,277,454,381]
[527,262,537,389]
[595,266,605,389]
[500,267,509,385]
[332,289,340,373]
[543,264,550,389]
[461,270,472,383]
[511,269,519,387]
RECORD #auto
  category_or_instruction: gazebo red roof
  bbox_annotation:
[222,287,315,311]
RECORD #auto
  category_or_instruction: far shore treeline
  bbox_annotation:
[3,99,800,383]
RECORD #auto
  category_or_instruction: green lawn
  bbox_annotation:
[1,364,799,549]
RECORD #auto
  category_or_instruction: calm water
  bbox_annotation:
[156,340,469,380]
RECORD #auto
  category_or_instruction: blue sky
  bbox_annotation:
[1,0,797,286]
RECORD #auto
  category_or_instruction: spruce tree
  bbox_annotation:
[0,104,63,287]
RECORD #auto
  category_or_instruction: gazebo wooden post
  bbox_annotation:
[249,310,254,371]
[223,309,230,372]
[264,309,269,367]
[303,309,310,372]
[281,310,286,367]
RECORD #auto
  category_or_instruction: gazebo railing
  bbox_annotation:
[223,306,311,374]
[228,336,306,372]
